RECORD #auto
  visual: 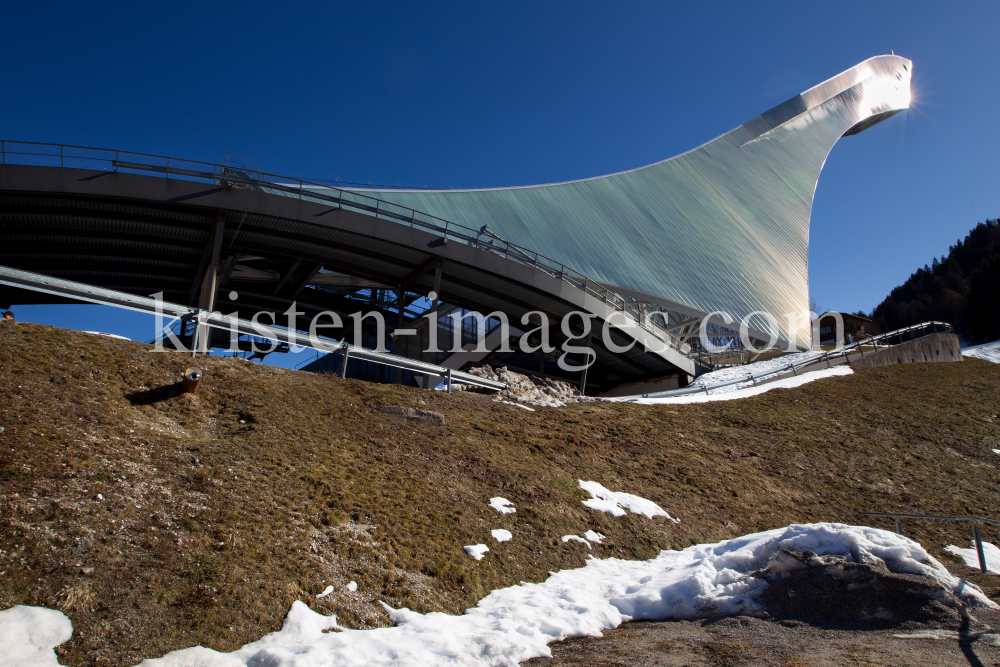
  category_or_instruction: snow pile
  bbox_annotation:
[133,523,995,667]
[579,480,678,522]
[488,497,515,514]
[627,366,853,405]
[963,339,1000,364]
[464,544,489,560]
[465,365,591,408]
[689,351,825,394]
[0,605,72,667]
[585,530,605,544]
[944,540,1000,572]
[347,581,358,593]
[561,535,591,548]
[491,529,512,543]
[316,586,334,599]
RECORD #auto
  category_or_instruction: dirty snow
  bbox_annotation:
[585,530,605,544]
[963,339,1000,364]
[625,366,853,404]
[561,534,591,548]
[124,523,993,667]
[579,480,678,522]
[500,401,535,411]
[0,605,72,667]
[464,544,489,560]
[690,351,826,392]
[944,540,1000,572]
[488,497,516,514]
[491,529,512,543]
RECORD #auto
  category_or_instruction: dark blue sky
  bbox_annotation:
[3,2,998,364]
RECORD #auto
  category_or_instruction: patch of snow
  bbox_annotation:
[0,605,72,667]
[584,530,605,544]
[963,339,1000,364]
[315,586,334,599]
[500,401,535,411]
[627,366,853,404]
[464,544,489,560]
[690,351,825,393]
[82,331,130,341]
[136,523,995,667]
[579,480,678,522]
[347,581,358,593]
[561,535,591,549]
[491,529,512,543]
[993,449,1000,455]
[944,541,1000,572]
[489,497,516,514]
[894,629,1000,645]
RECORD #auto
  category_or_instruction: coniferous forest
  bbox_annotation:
[870,218,1000,344]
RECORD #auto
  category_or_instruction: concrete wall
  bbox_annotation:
[848,333,961,370]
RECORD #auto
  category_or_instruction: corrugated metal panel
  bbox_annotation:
[0,235,201,258]
[348,56,911,347]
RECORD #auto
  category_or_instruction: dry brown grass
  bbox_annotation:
[0,321,998,666]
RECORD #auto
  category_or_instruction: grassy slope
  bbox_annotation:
[1,321,999,667]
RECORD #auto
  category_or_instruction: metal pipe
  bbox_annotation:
[339,346,350,379]
[973,523,988,573]
[447,368,453,394]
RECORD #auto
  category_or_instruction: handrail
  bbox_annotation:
[0,264,506,392]
[613,320,954,401]
[861,511,998,574]
[0,139,693,359]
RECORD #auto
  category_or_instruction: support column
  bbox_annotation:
[395,286,405,384]
[194,213,225,354]
[578,331,592,394]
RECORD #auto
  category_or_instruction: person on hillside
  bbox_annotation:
[1,311,14,321]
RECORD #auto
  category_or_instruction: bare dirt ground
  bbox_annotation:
[1,321,999,666]
[523,610,1000,667]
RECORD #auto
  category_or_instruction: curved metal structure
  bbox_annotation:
[0,55,910,393]
[351,55,912,347]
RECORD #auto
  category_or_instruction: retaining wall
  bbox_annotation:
[848,332,961,370]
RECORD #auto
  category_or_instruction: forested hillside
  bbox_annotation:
[871,218,1000,343]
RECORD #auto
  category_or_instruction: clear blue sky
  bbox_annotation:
[3,2,998,365]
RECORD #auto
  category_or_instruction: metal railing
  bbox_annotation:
[0,264,506,392]
[613,320,954,400]
[861,512,999,574]
[0,140,691,358]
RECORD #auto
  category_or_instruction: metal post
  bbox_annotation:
[750,374,757,386]
[395,287,405,385]
[60,145,64,169]
[190,310,200,358]
[339,346,351,379]
[447,368,453,394]
[894,518,903,535]
[578,331,592,394]
[791,363,797,376]
[973,523,988,573]
[825,353,831,368]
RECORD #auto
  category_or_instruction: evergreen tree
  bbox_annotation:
[870,219,1000,343]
